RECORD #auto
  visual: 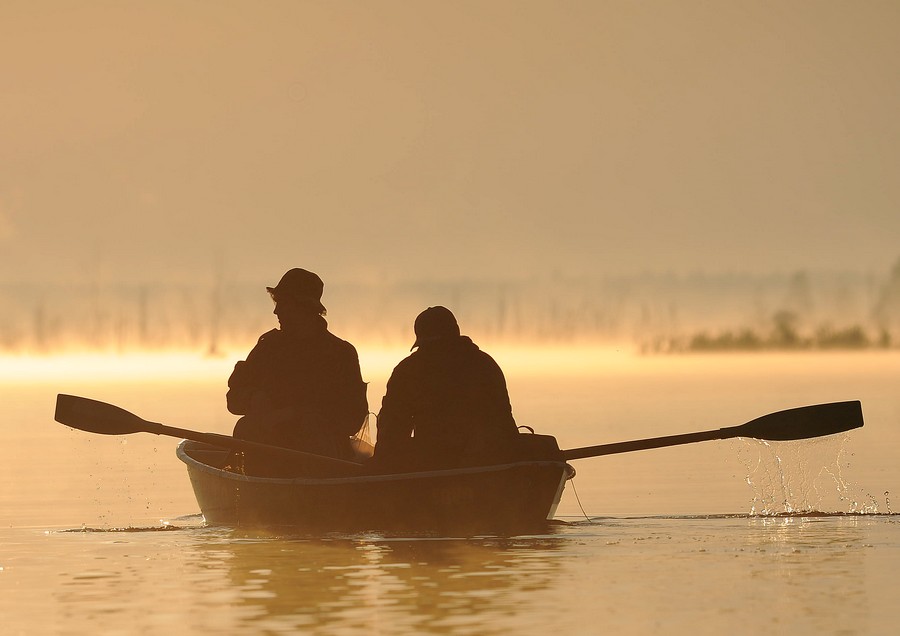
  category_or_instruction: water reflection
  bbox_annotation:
[185,530,565,634]
[741,515,878,629]
[16,515,898,635]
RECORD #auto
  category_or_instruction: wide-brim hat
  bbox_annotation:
[266,268,326,314]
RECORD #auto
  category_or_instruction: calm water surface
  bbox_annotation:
[1,350,898,634]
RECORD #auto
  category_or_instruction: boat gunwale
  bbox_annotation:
[176,439,575,485]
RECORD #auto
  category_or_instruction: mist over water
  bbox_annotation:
[4,260,900,357]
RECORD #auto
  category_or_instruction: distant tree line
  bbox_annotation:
[642,257,900,354]
[644,310,892,354]
[1,257,899,355]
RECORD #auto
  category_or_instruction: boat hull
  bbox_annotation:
[176,440,574,535]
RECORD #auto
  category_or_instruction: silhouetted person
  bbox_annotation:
[226,268,368,464]
[373,306,518,471]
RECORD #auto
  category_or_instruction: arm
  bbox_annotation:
[475,353,519,436]
[374,362,416,453]
[330,344,369,437]
[226,360,254,415]
[225,331,278,415]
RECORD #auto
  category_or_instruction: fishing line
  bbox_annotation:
[569,477,593,523]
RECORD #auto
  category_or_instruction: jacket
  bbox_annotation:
[227,316,367,458]
[375,335,518,469]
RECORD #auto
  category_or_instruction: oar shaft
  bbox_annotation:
[560,401,863,461]
[562,429,723,460]
[144,420,364,472]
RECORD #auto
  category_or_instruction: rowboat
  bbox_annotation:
[54,394,864,535]
[176,439,576,534]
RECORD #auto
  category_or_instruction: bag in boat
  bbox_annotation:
[509,427,564,462]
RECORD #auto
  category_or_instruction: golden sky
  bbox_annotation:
[2,1,898,285]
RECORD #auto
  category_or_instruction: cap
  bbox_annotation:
[266,268,326,314]
[411,306,460,350]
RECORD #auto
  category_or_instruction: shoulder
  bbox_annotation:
[313,330,363,374]
[247,329,283,354]
[256,328,281,344]
[386,351,421,381]
[462,340,507,378]
[457,337,500,366]
[322,330,360,357]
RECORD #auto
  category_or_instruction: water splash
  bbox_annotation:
[737,433,889,516]
[58,524,185,533]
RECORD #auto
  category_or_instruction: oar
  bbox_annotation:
[562,400,863,461]
[54,394,364,477]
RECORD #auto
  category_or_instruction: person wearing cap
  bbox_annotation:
[226,268,368,464]
[373,306,518,471]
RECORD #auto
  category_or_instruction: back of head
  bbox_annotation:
[411,306,460,350]
[266,268,326,315]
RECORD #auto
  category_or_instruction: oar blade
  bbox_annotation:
[55,394,149,435]
[737,400,863,441]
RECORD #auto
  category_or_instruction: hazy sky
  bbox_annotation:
[2,1,898,286]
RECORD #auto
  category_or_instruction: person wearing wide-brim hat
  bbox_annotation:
[226,268,368,467]
[373,306,518,472]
